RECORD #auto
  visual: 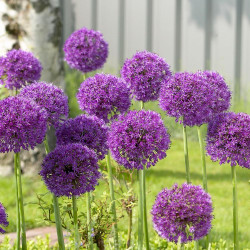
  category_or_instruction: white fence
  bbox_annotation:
[62,0,250,102]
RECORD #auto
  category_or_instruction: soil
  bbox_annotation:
[0,226,67,246]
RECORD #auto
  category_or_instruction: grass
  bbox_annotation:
[1,137,249,248]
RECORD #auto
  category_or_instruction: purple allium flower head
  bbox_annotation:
[151,183,213,243]
[108,110,171,170]
[40,143,101,197]
[159,71,231,127]
[206,112,250,169]
[63,27,108,73]
[0,96,47,153]
[19,82,69,127]
[120,51,171,102]
[56,114,108,160]
[0,49,42,90]
[0,202,8,234]
[77,74,131,123]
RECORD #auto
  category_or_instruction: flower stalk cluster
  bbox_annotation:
[1,25,248,250]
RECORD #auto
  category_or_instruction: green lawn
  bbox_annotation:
[0,138,249,248]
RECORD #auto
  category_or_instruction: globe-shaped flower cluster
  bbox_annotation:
[202,71,231,112]
[159,71,231,127]
[64,27,108,73]
[77,74,131,123]
[56,114,108,160]
[0,96,48,153]
[0,49,42,90]
[40,143,101,197]
[206,112,250,169]
[19,82,69,127]
[0,202,8,234]
[151,183,213,243]
[108,110,171,170]
[121,51,171,102]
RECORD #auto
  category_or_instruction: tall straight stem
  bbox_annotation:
[197,126,208,191]
[126,210,132,248]
[197,126,209,249]
[137,170,143,250]
[139,101,150,249]
[182,125,191,183]
[231,165,239,250]
[16,153,27,250]
[14,154,21,249]
[106,151,119,249]
[87,192,93,250]
[142,165,150,250]
[44,135,65,249]
[72,195,80,250]
[53,195,65,250]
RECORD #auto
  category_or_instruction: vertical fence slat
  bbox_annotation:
[92,0,98,30]
[234,0,243,102]
[204,0,212,70]
[174,0,182,72]
[118,0,125,67]
[146,0,153,51]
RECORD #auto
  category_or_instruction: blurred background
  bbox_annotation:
[0,0,250,104]
[62,0,250,104]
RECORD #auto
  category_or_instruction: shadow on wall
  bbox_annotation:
[189,0,250,31]
[62,0,75,42]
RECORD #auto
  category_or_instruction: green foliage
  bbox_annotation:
[0,85,10,100]
[1,234,242,250]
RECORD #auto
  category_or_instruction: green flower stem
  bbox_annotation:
[139,101,150,249]
[53,195,65,250]
[14,154,21,250]
[72,195,80,250]
[197,126,209,248]
[16,153,27,250]
[87,192,93,250]
[44,135,65,250]
[126,209,132,248]
[138,170,144,250]
[197,126,208,192]
[44,135,50,154]
[231,165,239,250]
[106,151,119,250]
[142,165,150,250]
[182,124,191,183]
[138,100,144,250]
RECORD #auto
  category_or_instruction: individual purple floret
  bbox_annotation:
[0,202,8,234]
[19,82,69,127]
[0,49,42,90]
[108,110,171,170]
[120,51,171,102]
[151,183,213,243]
[56,114,108,160]
[159,71,231,127]
[77,74,131,123]
[0,96,47,153]
[206,112,250,169]
[40,143,101,197]
[64,27,108,73]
